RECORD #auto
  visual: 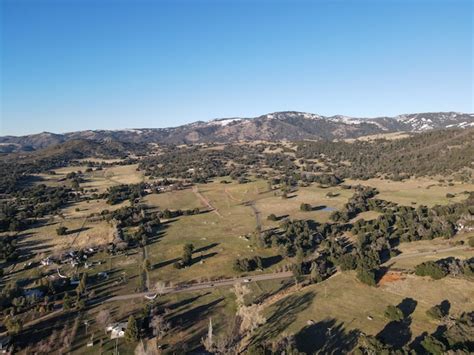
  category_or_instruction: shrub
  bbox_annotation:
[56,226,68,236]
[356,268,377,286]
[468,236,474,248]
[300,203,312,211]
[421,335,446,354]
[338,253,358,271]
[267,214,278,221]
[426,304,445,320]
[415,261,448,280]
[384,305,404,321]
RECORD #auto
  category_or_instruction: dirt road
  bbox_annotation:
[383,245,470,266]
[106,271,293,302]
[192,186,223,217]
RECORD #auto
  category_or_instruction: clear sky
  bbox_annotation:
[1,0,472,136]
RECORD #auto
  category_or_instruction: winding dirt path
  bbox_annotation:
[192,186,223,218]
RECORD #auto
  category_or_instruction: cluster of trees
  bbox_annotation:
[0,138,145,194]
[174,243,194,268]
[233,256,263,272]
[159,207,200,219]
[420,312,473,354]
[0,234,19,261]
[0,184,76,232]
[258,219,319,258]
[104,183,148,205]
[104,206,161,250]
[296,129,474,180]
[415,257,473,280]
[139,146,230,182]
[303,173,342,186]
[330,186,379,223]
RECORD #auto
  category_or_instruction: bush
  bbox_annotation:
[384,305,404,321]
[426,304,445,320]
[338,253,358,271]
[421,335,446,354]
[415,261,448,280]
[267,214,278,221]
[233,256,263,272]
[468,236,474,248]
[356,268,377,286]
[56,226,68,236]
[300,203,312,211]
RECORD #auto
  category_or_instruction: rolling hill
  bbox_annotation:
[1,111,473,151]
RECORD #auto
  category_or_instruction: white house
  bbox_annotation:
[107,322,127,339]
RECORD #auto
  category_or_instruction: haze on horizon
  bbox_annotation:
[1,0,473,136]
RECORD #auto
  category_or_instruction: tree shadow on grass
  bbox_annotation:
[166,292,211,313]
[252,291,315,345]
[194,243,219,254]
[258,255,283,269]
[189,252,218,266]
[295,318,360,354]
[170,297,224,332]
[377,317,413,349]
[410,331,429,353]
[153,257,181,269]
[254,279,294,304]
[375,266,389,284]
[397,297,418,318]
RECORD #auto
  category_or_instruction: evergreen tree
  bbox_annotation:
[125,315,139,343]
[63,292,72,310]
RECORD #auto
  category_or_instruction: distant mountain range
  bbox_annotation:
[1,111,473,152]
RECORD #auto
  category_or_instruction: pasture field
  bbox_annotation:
[145,178,356,284]
[256,185,353,227]
[4,161,474,354]
[19,217,114,253]
[61,198,130,219]
[346,177,474,207]
[142,188,202,211]
[36,164,145,193]
[257,271,474,352]
[388,231,474,270]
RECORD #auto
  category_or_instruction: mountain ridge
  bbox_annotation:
[1,111,473,152]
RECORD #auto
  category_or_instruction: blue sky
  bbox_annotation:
[1,0,472,136]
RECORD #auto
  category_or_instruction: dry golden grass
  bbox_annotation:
[262,271,474,343]
[389,232,474,269]
[61,199,129,219]
[256,185,353,227]
[20,217,113,252]
[143,188,202,211]
[346,177,474,207]
[350,210,382,223]
[344,132,411,142]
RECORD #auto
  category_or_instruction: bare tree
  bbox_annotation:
[96,309,112,334]
[134,340,147,355]
[233,283,250,306]
[150,314,170,340]
[237,303,266,333]
[202,318,214,352]
[154,281,166,295]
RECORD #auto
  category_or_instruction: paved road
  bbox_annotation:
[106,271,293,302]
[383,245,471,265]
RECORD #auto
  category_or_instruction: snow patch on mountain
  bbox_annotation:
[209,118,242,126]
